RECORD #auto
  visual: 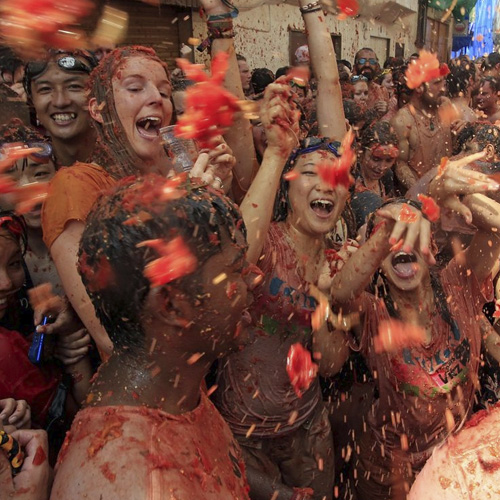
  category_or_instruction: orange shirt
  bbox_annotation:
[42,162,117,249]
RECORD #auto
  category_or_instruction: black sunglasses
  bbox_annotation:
[356,58,378,66]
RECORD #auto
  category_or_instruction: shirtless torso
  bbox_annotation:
[391,104,452,190]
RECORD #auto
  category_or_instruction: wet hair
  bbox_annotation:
[453,122,479,155]
[343,99,364,126]
[0,210,27,254]
[273,136,340,222]
[359,121,399,151]
[251,68,275,95]
[78,175,245,352]
[275,66,290,79]
[483,52,500,71]
[479,76,500,93]
[447,62,473,97]
[338,59,352,71]
[475,123,500,156]
[236,54,247,62]
[87,46,170,179]
[0,118,47,145]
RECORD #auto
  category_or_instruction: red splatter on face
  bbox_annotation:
[175,53,240,149]
[283,170,299,181]
[286,343,318,398]
[405,50,450,90]
[316,130,355,189]
[138,236,197,288]
[417,194,440,222]
[32,445,46,466]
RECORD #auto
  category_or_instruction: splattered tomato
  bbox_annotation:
[286,343,318,398]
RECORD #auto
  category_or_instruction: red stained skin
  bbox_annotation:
[139,236,198,288]
[283,170,299,181]
[175,53,240,149]
[32,445,46,466]
[100,462,116,482]
[147,453,174,470]
[286,343,318,398]
[87,413,126,458]
[418,194,441,222]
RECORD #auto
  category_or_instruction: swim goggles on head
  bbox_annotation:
[0,142,53,164]
[351,75,368,84]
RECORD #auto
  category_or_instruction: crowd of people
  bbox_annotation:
[2,0,500,499]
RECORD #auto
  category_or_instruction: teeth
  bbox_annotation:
[137,116,161,127]
[311,199,334,209]
[52,113,76,121]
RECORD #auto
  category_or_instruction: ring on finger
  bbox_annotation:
[213,176,224,189]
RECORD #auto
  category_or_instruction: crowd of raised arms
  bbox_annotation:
[2,1,500,500]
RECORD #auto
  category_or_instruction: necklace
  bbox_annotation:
[409,105,439,134]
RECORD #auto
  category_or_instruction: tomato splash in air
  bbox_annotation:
[138,236,197,288]
[286,343,318,398]
[417,194,440,222]
[398,204,418,223]
[337,0,359,18]
[317,130,355,189]
[374,319,427,354]
[405,50,450,90]
[0,0,94,58]
[175,52,240,149]
[283,170,299,181]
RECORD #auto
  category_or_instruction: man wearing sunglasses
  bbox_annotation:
[23,50,98,168]
[354,48,389,117]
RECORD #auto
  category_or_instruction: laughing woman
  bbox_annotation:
[41,46,236,357]
[330,153,500,499]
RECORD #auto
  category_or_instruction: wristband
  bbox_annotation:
[299,1,321,13]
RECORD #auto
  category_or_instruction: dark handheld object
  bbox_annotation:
[28,316,48,364]
[0,430,24,475]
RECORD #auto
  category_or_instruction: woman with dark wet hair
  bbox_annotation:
[330,153,500,498]
[352,121,398,200]
[51,175,253,499]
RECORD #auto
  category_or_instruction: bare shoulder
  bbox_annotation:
[391,106,412,133]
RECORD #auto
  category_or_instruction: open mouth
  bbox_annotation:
[136,116,162,138]
[310,199,334,217]
[391,252,419,279]
[51,112,76,125]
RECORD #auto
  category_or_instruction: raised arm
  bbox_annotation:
[240,83,300,264]
[298,0,345,140]
[428,152,500,284]
[391,109,419,190]
[200,0,257,202]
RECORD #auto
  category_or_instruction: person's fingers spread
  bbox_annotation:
[451,151,486,169]
[445,196,473,224]
[388,220,407,246]
[402,217,421,253]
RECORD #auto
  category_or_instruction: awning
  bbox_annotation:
[452,34,473,50]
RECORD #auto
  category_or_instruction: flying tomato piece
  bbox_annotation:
[337,0,359,17]
[417,194,440,222]
[374,319,427,354]
[13,182,49,215]
[317,130,355,189]
[405,50,450,90]
[398,204,418,223]
[283,170,299,181]
[174,53,240,149]
[139,236,197,288]
[286,343,318,398]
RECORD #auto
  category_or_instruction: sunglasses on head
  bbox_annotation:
[351,75,368,83]
[356,58,378,66]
